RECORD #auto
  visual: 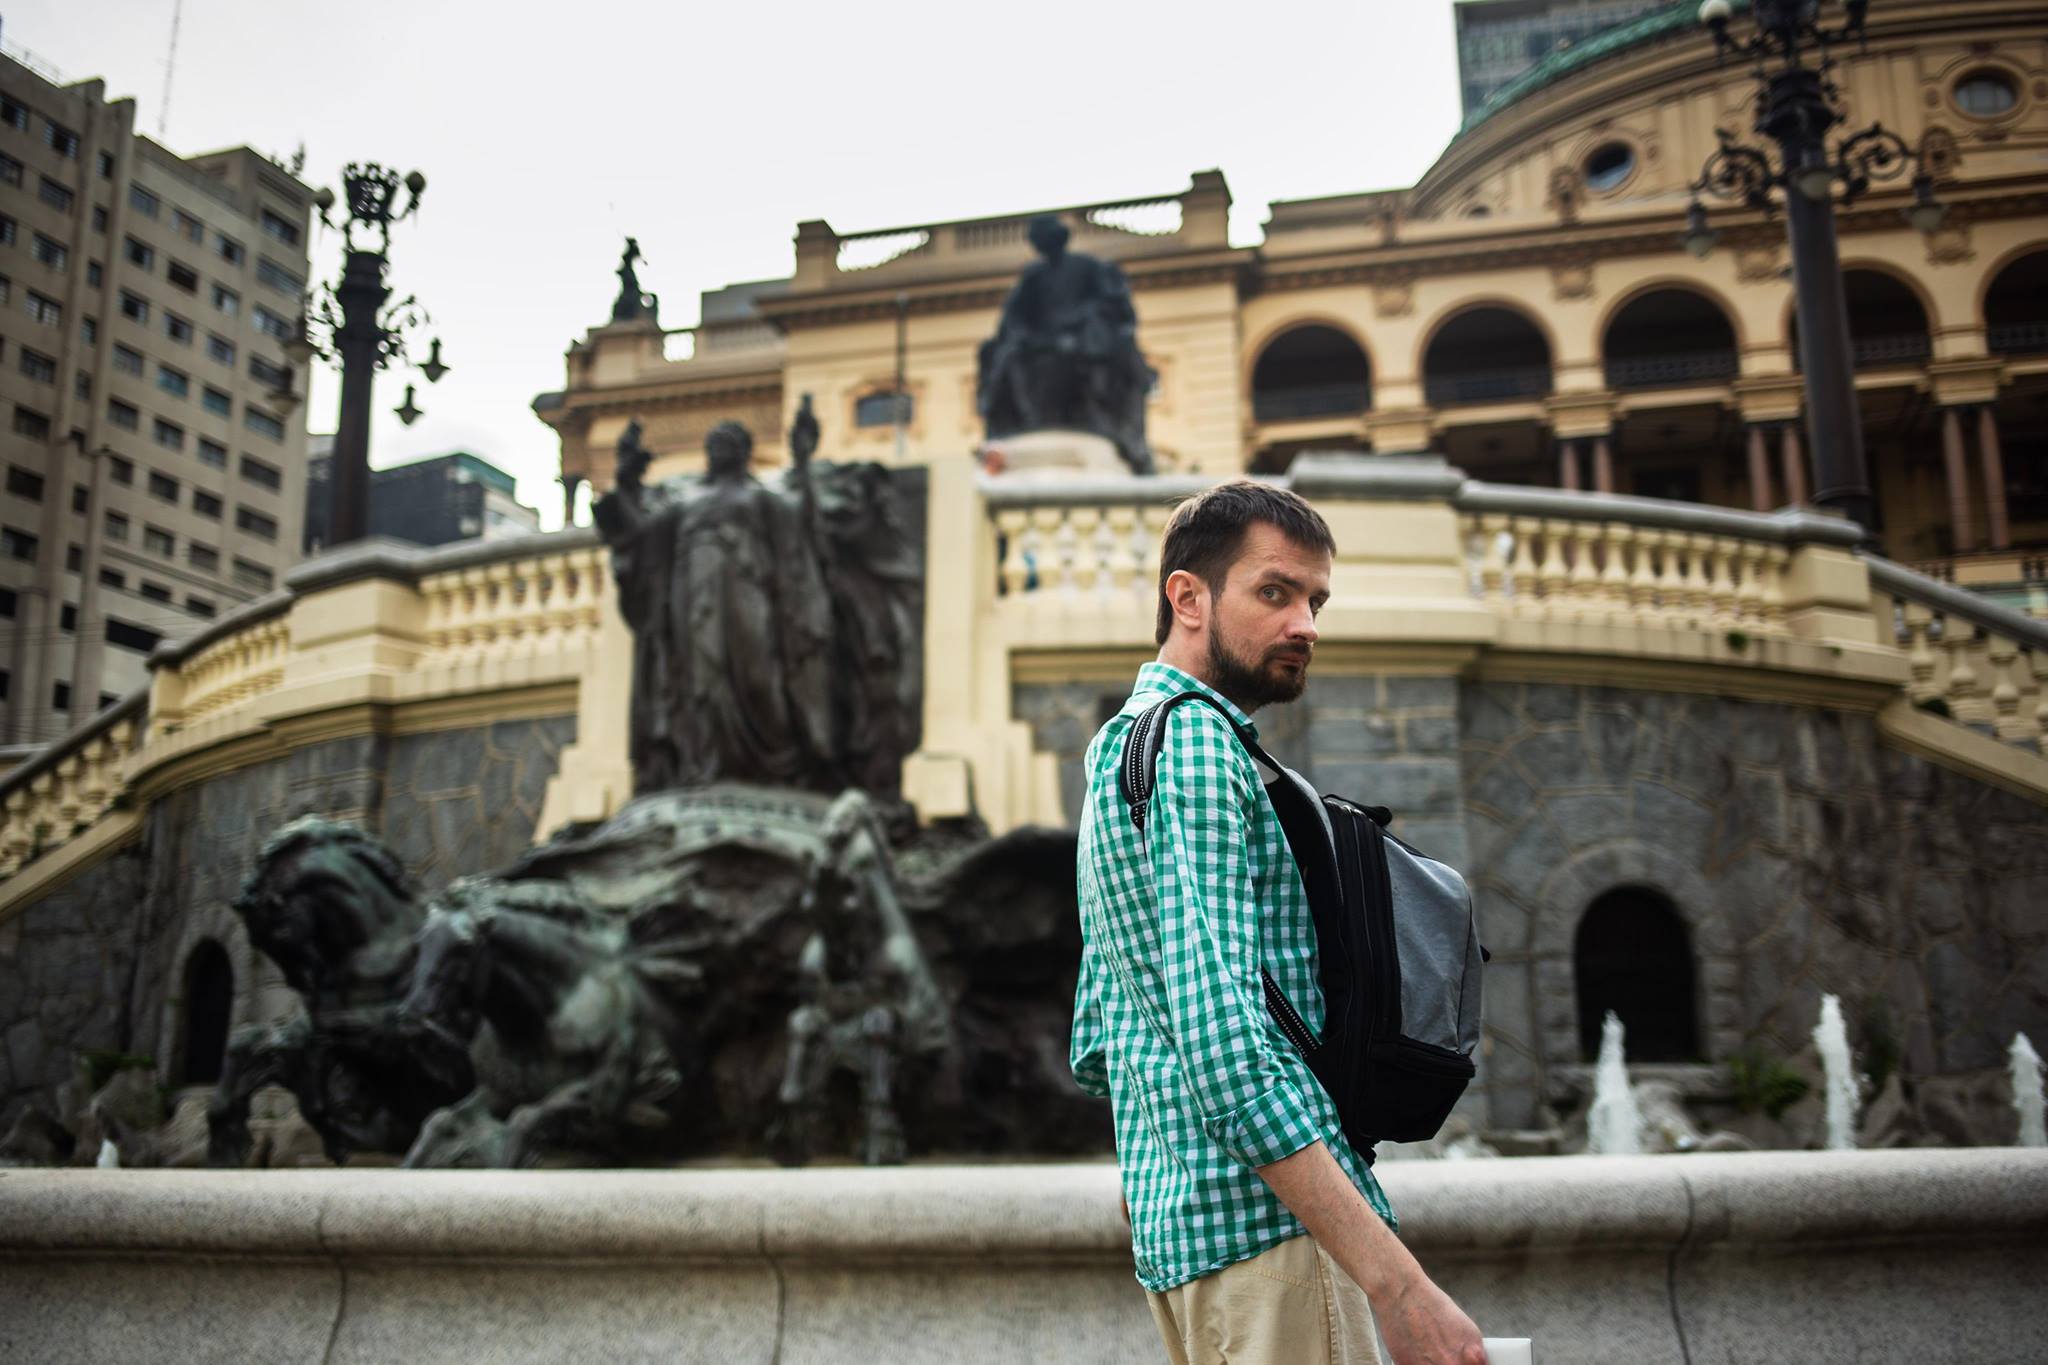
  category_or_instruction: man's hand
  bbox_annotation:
[1256,1142,1487,1365]
[1374,1275,1488,1365]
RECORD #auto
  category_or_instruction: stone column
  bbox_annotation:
[1747,425,1775,511]
[1978,406,2009,551]
[1592,435,1615,494]
[1941,407,1975,553]
[561,473,585,528]
[1780,425,1810,507]
[1558,440,1583,492]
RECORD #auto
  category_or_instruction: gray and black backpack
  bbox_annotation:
[1119,692,1485,1159]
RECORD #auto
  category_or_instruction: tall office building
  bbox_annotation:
[0,50,313,749]
[1454,0,1673,116]
[302,442,540,552]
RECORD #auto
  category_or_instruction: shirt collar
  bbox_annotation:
[1132,661,1261,743]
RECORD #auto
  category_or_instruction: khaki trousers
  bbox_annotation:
[1146,1235,1382,1365]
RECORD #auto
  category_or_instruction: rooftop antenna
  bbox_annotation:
[158,0,184,139]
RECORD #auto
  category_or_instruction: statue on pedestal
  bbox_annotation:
[976,215,1156,474]
[610,236,657,322]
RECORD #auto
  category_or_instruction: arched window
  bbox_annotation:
[1793,270,1930,371]
[1573,887,1700,1063]
[1423,307,1552,406]
[1985,250,2048,357]
[178,940,234,1086]
[1250,325,1372,422]
[1603,289,1738,389]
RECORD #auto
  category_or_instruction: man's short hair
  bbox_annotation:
[1154,481,1336,646]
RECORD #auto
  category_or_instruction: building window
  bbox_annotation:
[252,305,291,341]
[206,333,236,365]
[255,256,304,295]
[52,681,70,711]
[30,232,67,270]
[65,543,82,573]
[113,344,144,376]
[855,391,912,428]
[157,364,190,398]
[98,568,125,590]
[18,348,56,384]
[1583,141,1636,193]
[193,489,223,518]
[106,617,162,653]
[7,465,46,500]
[236,507,278,540]
[0,153,20,186]
[239,455,281,491]
[44,121,80,158]
[25,291,62,325]
[107,456,133,485]
[0,97,25,131]
[243,407,284,441]
[153,418,186,451]
[124,236,155,270]
[213,232,244,266]
[173,209,203,243]
[86,260,102,287]
[37,177,72,213]
[2,525,40,561]
[0,273,9,304]
[148,471,180,502]
[91,204,107,233]
[105,511,130,542]
[60,602,76,630]
[211,284,239,316]
[232,557,273,591]
[74,371,91,401]
[259,208,301,247]
[72,484,88,513]
[143,524,175,557]
[248,355,289,390]
[1954,70,2019,118]
[138,579,171,603]
[10,406,50,441]
[186,541,219,571]
[81,316,96,345]
[119,290,150,323]
[129,183,160,218]
[166,260,199,293]
[196,439,227,469]
[0,588,12,617]
[202,387,231,417]
[185,595,214,618]
[0,215,13,245]
[164,312,193,345]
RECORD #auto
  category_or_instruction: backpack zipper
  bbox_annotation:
[1261,969,1320,1057]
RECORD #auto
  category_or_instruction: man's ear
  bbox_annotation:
[1164,568,1208,637]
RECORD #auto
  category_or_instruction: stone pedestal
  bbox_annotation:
[983,430,1129,480]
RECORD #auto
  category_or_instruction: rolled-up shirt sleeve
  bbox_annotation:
[1149,705,1320,1170]
[1069,946,1112,1099]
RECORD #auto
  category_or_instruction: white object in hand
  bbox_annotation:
[1483,1339,1533,1365]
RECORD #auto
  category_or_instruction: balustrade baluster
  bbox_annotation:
[1504,518,1539,614]
[1628,526,1665,625]
[1943,623,1987,725]
[996,509,1031,597]
[1032,507,1075,597]
[1708,537,1741,631]
[1900,601,1937,701]
[1104,506,1140,595]
[1070,507,1104,596]
[1988,636,2025,742]
[1735,542,1767,627]
[1679,534,1712,628]
[1598,522,1633,624]
[1564,521,1601,621]
[1474,515,1508,602]
[1533,521,1567,619]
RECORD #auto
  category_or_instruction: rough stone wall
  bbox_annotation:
[1460,681,2048,1136]
[0,715,576,1130]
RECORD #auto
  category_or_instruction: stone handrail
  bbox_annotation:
[1866,554,2048,752]
[0,529,611,883]
[2,1151,2043,1363]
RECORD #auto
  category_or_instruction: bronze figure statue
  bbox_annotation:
[977,215,1156,473]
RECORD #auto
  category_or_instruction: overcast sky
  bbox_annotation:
[7,1,1466,529]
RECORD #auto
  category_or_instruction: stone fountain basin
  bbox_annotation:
[2,1149,2044,1364]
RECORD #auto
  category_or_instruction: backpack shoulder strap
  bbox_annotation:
[1118,692,1277,831]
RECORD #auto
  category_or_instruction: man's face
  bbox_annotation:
[1202,524,1329,710]
[706,432,750,478]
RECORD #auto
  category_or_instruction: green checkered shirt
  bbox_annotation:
[1071,662,1394,1292]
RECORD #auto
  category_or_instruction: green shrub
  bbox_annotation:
[1727,1046,1809,1120]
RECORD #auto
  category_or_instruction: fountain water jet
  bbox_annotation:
[1587,1010,1643,1156]
[2012,1033,2045,1149]
[1813,994,1859,1151]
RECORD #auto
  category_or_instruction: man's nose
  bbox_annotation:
[1288,604,1319,643]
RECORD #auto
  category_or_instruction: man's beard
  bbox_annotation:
[1206,629,1311,710]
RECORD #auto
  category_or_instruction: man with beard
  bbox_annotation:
[1071,483,1485,1365]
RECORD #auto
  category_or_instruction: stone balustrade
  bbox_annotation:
[0,530,610,891]
[1869,556,2048,754]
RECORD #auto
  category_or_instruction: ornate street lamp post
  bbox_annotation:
[288,164,449,547]
[1684,0,1946,535]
